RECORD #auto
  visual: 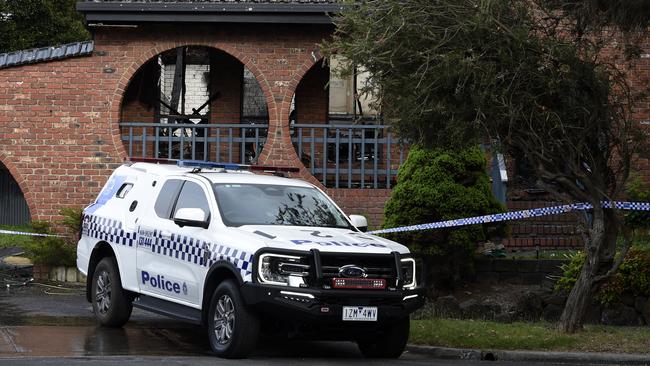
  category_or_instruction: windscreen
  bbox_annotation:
[213,183,352,229]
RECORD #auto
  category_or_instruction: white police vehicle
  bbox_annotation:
[77,159,424,358]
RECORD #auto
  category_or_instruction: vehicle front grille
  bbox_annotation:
[317,253,398,288]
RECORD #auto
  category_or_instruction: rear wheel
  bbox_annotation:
[91,257,133,327]
[207,279,260,358]
[357,317,410,358]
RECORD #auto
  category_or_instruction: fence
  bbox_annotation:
[290,123,406,188]
[120,122,407,189]
[120,122,268,164]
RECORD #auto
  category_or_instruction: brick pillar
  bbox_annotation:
[295,61,329,124]
[210,50,244,163]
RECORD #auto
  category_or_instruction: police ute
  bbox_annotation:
[76,159,424,358]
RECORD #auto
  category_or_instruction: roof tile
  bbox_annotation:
[0,41,94,70]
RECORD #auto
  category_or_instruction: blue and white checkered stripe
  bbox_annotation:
[83,215,253,280]
[150,230,253,281]
[151,231,205,265]
[369,201,650,235]
[207,244,253,281]
[83,215,136,247]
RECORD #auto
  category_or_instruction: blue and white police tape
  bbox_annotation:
[368,201,650,235]
[0,229,61,237]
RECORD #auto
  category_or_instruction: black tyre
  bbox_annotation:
[357,317,410,358]
[91,257,133,327]
[207,279,260,359]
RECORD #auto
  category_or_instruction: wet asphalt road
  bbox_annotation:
[0,280,577,365]
[0,324,576,366]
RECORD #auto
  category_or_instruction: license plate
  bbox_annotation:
[342,306,378,321]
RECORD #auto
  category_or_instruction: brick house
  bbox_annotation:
[0,1,648,249]
[0,0,400,228]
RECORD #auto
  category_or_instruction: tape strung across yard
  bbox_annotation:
[1,201,648,237]
[368,201,650,235]
[0,229,60,237]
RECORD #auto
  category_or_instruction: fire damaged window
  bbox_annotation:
[158,47,215,125]
[242,68,269,124]
[120,46,270,164]
[290,57,381,126]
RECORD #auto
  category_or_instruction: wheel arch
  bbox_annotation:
[201,260,243,324]
[85,241,118,302]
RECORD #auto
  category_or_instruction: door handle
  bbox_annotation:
[202,243,212,264]
[160,231,172,240]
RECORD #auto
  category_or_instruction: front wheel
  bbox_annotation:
[357,317,410,358]
[91,257,133,327]
[207,279,260,358]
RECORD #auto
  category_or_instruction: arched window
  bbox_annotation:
[120,46,269,164]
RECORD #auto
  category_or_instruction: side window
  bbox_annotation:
[174,181,211,221]
[154,179,183,219]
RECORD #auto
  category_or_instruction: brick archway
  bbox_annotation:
[258,52,327,187]
[0,151,35,222]
[107,42,274,163]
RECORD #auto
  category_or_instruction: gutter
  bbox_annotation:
[76,2,345,24]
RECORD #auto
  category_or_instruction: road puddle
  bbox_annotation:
[0,325,209,357]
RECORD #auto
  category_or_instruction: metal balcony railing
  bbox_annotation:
[119,122,268,164]
[120,122,407,189]
[290,123,406,189]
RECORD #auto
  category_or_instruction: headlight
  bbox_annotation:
[258,253,310,287]
[401,257,417,289]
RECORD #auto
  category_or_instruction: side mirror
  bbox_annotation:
[174,208,209,229]
[349,215,368,232]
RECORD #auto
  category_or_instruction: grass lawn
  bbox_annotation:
[410,318,650,354]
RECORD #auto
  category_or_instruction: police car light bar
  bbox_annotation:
[176,160,300,173]
[127,157,177,165]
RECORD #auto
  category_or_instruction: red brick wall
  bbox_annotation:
[0,23,647,229]
[120,100,155,158]
[0,23,396,223]
[629,38,650,185]
[326,188,392,229]
[210,51,243,124]
[210,50,244,162]
[295,62,329,124]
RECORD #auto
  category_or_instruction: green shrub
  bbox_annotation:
[556,248,650,308]
[0,224,35,250]
[20,207,83,267]
[555,251,586,294]
[598,249,650,307]
[382,146,507,287]
[25,236,77,267]
[59,207,83,235]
